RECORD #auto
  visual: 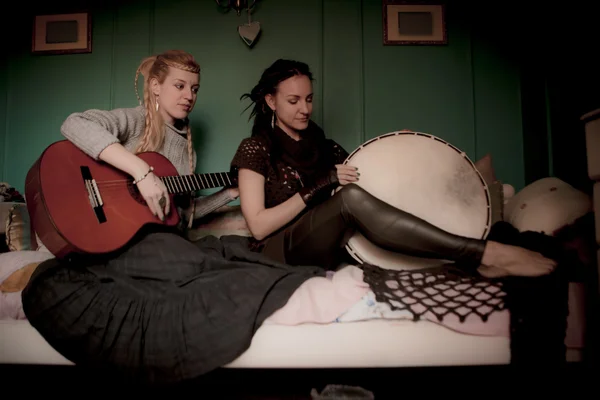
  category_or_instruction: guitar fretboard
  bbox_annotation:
[161,172,234,194]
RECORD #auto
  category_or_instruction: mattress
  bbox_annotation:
[0,318,511,368]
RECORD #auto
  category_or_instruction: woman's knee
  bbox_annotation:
[339,183,371,206]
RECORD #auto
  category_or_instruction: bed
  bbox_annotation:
[0,229,587,372]
[0,267,587,399]
[1,318,511,368]
[0,148,594,389]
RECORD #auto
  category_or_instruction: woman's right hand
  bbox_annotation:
[96,144,170,220]
[335,164,359,185]
[136,171,170,221]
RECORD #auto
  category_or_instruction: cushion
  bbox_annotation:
[0,202,21,235]
[488,181,505,224]
[5,204,37,251]
[187,205,251,241]
[502,183,515,203]
[474,154,504,224]
[474,153,496,184]
[504,177,592,235]
[0,183,25,203]
[553,212,597,276]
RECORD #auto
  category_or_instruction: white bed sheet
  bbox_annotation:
[0,318,511,368]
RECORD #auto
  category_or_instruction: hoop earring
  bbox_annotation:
[271,112,275,129]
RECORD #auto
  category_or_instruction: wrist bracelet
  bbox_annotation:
[133,166,154,185]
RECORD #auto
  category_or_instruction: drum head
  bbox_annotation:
[342,131,491,271]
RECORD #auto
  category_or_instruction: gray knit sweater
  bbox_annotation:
[61,105,195,175]
[61,106,234,220]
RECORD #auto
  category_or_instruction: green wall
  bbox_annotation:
[0,49,6,186]
[2,0,542,193]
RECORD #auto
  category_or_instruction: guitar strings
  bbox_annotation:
[92,174,232,184]
[94,179,131,184]
[92,176,232,188]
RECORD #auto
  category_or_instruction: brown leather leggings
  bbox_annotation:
[261,183,487,270]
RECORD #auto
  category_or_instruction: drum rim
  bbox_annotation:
[342,130,492,265]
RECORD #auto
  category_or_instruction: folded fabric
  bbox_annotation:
[0,262,43,292]
[1,251,54,320]
[0,251,55,284]
[265,265,370,325]
[337,290,509,337]
[265,262,510,338]
[0,292,26,319]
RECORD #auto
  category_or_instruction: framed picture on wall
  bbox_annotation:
[383,1,447,45]
[32,12,92,55]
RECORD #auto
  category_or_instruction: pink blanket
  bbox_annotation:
[266,265,370,325]
[265,265,510,337]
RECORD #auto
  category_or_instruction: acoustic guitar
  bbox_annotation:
[25,140,236,259]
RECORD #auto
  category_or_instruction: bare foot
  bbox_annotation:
[478,265,515,278]
[478,241,557,278]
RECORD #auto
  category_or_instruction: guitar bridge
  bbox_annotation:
[81,166,107,223]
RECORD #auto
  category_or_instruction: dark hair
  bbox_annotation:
[240,59,314,140]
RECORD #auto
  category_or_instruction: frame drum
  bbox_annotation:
[341,131,491,271]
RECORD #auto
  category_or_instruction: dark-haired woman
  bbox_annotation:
[230,58,556,279]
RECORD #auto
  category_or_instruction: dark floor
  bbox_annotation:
[0,362,595,398]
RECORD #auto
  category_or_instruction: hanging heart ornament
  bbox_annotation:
[238,21,261,47]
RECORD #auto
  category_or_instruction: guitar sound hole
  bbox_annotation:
[127,182,147,205]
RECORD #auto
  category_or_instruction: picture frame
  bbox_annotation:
[32,12,92,55]
[382,1,447,45]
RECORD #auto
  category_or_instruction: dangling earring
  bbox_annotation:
[271,112,275,129]
[155,99,159,112]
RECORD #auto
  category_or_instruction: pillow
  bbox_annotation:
[187,205,251,240]
[5,204,38,251]
[474,153,497,184]
[553,212,597,275]
[488,181,505,224]
[474,153,504,224]
[1,201,21,234]
[502,183,516,204]
[504,177,593,235]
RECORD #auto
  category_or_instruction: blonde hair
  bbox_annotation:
[134,50,201,227]
[134,50,200,175]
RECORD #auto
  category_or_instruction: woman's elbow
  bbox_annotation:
[247,224,268,241]
[252,233,267,241]
[244,217,269,241]
[60,113,81,139]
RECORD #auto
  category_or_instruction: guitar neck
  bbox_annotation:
[160,172,235,194]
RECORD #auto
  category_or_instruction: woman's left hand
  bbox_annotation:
[226,187,240,200]
[335,164,359,186]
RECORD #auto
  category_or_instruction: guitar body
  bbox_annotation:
[26,140,181,259]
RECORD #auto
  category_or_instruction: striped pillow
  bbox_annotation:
[5,203,37,251]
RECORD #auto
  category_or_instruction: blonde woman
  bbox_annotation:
[21,50,323,385]
[60,49,237,223]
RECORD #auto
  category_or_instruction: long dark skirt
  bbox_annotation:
[21,230,325,385]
